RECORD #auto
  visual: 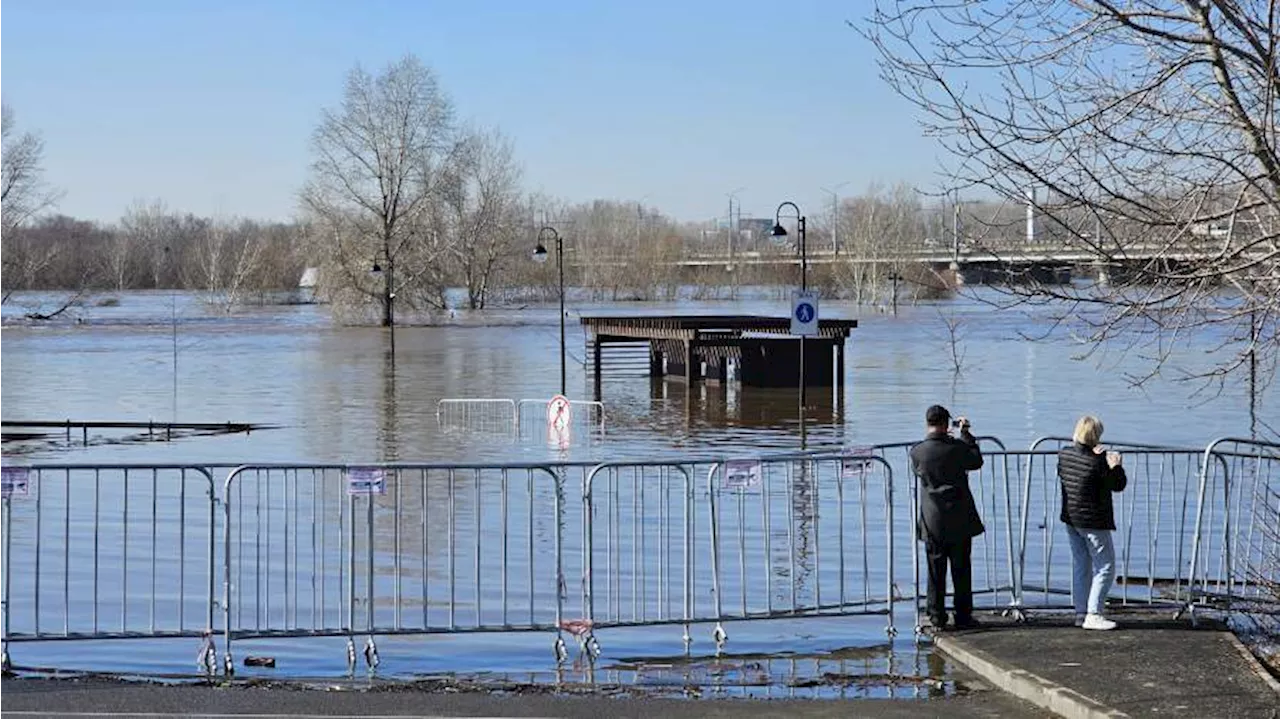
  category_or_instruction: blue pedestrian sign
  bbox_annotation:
[791,290,819,336]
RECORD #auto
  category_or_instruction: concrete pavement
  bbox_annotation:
[935,610,1280,718]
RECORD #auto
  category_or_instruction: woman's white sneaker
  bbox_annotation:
[1082,614,1117,630]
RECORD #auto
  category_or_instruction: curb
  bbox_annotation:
[934,635,1129,719]
[1223,631,1280,697]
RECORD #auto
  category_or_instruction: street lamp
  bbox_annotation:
[888,271,903,316]
[533,226,566,396]
[770,201,809,430]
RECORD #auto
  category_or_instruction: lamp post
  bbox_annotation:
[820,182,849,256]
[163,246,177,422]
[888,270,903,316]
[770,202,808,440]
[533,226,566,396]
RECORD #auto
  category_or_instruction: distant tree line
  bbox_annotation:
[1,56,1049,317]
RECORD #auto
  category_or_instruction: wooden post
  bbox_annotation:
[836,341,846,409]
[684,340,697,384]
[592,337,603,402]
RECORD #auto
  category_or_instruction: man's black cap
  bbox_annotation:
[926,405,951,426]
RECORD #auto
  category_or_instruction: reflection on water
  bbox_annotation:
[0,289,1273,684]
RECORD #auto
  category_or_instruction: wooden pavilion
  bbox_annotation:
[580,315,858,400]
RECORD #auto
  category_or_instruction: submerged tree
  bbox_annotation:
[303,55,456,326]
[863,1,1279,389]
[435,128,524,310]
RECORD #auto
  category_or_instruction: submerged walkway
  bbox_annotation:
[935,610,1280,718]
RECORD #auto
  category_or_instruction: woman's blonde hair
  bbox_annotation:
[1073,415,1104,447]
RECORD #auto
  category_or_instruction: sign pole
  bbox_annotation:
[799,216,807,449]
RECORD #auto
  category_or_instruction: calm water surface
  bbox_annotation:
[0,289,1273,686]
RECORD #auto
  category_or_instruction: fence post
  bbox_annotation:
[885,459,896,638]
[2,495,11,673]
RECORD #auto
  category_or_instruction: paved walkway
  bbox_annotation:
[934,610,1280,718]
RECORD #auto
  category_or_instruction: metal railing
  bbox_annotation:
[220,463,572,674]
[516,399,605,441]
[0,465,219,673]
[436,399,518,437]
[434,398,606,442]
[1187,439,1280,618]
[2,435,1276,678]
[1010,448,1219,615]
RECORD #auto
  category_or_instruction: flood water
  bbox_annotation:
[0,289,1273,690]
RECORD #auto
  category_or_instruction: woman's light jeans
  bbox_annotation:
[1065,525,1115,615]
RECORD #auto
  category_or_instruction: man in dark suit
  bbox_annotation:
[909,404,985,630]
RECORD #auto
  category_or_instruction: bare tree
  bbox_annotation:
[112,200,169,291]
[2,105,62,301]
[937,308,968,375]
[303,54,456,326]
[863,1,1280,388]
[433,128,524,309]
[835,183,930,304]
[190,217,268,310]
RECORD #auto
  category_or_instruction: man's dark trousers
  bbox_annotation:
[925,536,972,625]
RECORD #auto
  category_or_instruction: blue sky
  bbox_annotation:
[2,0,944,224]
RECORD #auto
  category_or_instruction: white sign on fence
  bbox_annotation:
[345,467,386,496]
[1,466,30,498]
[841,447,877,477]
[722,459,763,490]
[791,290,819,336]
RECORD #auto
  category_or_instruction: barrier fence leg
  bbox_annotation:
[3,496,11,674]
[554,467,569,664]
[706,464,727,655]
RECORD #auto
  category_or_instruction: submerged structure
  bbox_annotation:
[580,315,858,400]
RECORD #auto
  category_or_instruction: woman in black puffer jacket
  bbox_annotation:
[1057,415,1127,630]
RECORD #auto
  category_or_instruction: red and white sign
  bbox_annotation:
[548,394,572,449]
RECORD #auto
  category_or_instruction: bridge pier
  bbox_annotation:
[1094,262,1111,287]
[949,261,967,287]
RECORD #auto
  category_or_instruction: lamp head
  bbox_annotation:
[770,223,788,238]
[370,262,383,275]
[532,244,549,263]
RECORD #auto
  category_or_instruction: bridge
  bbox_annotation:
[575,241,1239,284]
[590,241,1223,267]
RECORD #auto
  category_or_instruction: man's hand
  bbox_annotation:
[954,416,972,433]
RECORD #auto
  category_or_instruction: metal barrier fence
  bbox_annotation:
[573,454,900,659]
[220,463,574,673]
[516,399,605,441]
[0,465,219,673]
[2,436,1276,677]
[858,438,1021,628]
[434,398,606,442]
[436,399,517,437]
[1011,448,1217,614]
[1187,439,1280,619]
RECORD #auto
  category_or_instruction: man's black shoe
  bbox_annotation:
[926,616,949,631]
[953,616,982,630]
